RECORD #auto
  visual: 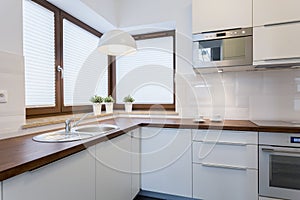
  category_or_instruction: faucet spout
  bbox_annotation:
[65,112,93,134]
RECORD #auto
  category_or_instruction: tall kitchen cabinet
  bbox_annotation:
[253,0,300,66]
[2,147,96,200]
[95,129,140,200]
[192,0,252,33]
[141,127,192,198]
[192,130,258,200]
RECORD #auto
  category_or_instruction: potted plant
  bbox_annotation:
[104,95,114,113]
[123,95,135,112]
[90,95,103,116]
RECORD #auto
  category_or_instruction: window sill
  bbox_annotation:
[23,110,179,129]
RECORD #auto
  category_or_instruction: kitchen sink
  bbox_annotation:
[33,124,119,143]
[72,124,119,134]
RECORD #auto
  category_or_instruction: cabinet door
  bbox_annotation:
[141,128,192,198]
[96,134,131,200]
[192,0,252,33]
[253,23,300,65]
[253,0,300,27]
[131,129,141,199]
[193,163,258,200]
[3,147,96,200]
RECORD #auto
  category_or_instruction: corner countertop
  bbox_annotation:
[0,117,300,182]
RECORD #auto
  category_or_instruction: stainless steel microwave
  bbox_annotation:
[193,28,253,69]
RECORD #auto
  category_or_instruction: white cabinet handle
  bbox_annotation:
[201,162,248,171]
[264,20,300,27]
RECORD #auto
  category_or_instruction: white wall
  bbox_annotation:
[0,0,25,135]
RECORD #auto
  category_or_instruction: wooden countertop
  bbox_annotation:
[0,117,299,182]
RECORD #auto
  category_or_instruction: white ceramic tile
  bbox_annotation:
[262,70,296,95]
[0,51,24,74]
[0,72,25,116]
[0,115,24,136]
[236,71,263,96]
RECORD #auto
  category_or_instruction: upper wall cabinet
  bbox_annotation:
[253,0,300,27]
[192,0,252,34]
[253,23,300,65]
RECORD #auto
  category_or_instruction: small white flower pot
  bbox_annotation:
[124,102,133,112]
[105,102,114,113]
[92,103,102,116]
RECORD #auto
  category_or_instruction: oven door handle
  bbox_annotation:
[262,148,300,154]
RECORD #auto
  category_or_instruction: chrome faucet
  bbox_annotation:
[65,112,93,134]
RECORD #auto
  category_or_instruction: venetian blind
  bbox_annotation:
[116,36,174,104]
[23,0,56,107]
[63,19,108,106]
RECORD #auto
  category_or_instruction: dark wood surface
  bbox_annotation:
[0,117,299,181]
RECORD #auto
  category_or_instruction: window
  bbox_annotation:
[23,0,108,117]
[113,31,175,110]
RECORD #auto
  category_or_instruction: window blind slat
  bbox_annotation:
[23,0,56,107]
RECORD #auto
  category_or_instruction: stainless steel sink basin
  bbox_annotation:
[33,130,94,143]
[33,124,119,143]
[72,124,119,134]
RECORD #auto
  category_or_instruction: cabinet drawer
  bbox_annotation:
[253,23,300,64]
[192,129,257,144]
[253,0,300,27]
[193,141,257,169]
[193,163,258,200]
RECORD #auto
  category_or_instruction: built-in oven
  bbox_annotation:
[193,28,253,69]
[259,132,300,200]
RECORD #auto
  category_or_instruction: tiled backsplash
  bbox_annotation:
[0,51,25,135]
[182,69,300,121]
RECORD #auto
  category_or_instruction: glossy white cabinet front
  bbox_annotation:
[192,0,252,33]
[253,23,300,65]
[253,0,300,27]
[141,127,192,198]
[3,147,96,200]
[192,130,258,200]
[95,133,132,200]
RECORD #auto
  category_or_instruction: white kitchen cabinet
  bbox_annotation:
[131,129,141,199]
[192,0,252,33]
[253,23,300,65]
[0,182,2,200]
[253,0,300,27]
[192,130,258,200]
[141,127,192,198]
[3,147,96,200]
[95,133,132,200]
[193,164,258,200]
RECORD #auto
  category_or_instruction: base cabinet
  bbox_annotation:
[193,164,258,200]
[96,134,132,200]
[131,129,141,198]
[141,128,192,198]
[192,130,258,200]
[3,147,96,200]
[95,129,140,200]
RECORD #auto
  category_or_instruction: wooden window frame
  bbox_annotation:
[110,30,176,111]
[26,0,107,118]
